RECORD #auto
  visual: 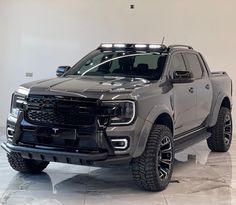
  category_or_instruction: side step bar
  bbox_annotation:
[174,130,211,153]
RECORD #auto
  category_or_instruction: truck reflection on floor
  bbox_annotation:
[0,151,232,205]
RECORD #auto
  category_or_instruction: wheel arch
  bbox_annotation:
[208,93,232,127]
[221,96,231,109]
[154,113,174,134]
[133,107,174,157]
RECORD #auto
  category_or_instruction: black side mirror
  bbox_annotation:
[170,70,193,83]
[56,66,71,77]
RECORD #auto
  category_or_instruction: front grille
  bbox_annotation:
[25,95,99,127]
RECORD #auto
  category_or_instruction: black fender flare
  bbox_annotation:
[132,104,174,157]
[207,92,232,127]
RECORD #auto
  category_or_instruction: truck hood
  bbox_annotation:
[21,76,151,98]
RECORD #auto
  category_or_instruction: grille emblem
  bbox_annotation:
[52,128,59,134]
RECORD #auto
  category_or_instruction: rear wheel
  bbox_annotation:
[207,107,232,152]
[131,125,174,191]
[7,152,49,173]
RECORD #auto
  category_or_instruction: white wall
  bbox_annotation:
[0,0,235,127]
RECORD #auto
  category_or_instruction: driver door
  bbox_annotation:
[169,53,197,135]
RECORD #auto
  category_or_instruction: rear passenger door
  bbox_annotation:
[183,53,213,127]
[168,53,197,135]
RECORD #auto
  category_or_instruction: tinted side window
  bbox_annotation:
[169,54,186,78]
[185,53,203,79]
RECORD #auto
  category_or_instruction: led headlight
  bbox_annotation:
[10,94,20,118]
[10,87,29,118]
[102,101,135,125]
[11,107,20,118]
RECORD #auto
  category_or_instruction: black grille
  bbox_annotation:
[25,95,99,127]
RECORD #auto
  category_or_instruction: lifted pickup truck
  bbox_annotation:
[1,43,233,191]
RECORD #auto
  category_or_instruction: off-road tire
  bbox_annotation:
[131,125,174,191]
[207,107,232,152]
[7,152,49,173]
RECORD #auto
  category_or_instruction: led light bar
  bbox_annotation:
[100,43,166,51]
[114,44,126,48]
[149,44,162,49]
[135,44,147,48]
[101,43,113,48]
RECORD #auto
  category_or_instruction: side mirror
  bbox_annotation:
[56,66,71,77]
[170,70,193,83]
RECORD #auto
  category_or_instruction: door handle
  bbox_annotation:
[205,84,210,89]
[189,87,194,93]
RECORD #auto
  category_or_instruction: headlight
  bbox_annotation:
[10,94,20,118]
[10,87,28,118]
[11,107,20,118]
[101,101,135,125]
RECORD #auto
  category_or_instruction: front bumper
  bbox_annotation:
[1,142,131,166]
[4,110,146,166]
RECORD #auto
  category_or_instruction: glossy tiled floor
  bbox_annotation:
[0,127,235,205]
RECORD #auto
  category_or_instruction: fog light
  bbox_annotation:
[7,127,15,141]
[111,138,128,150]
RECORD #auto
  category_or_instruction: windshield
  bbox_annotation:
[66,50,167,80]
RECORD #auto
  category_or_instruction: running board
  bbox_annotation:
[174,129,211,153]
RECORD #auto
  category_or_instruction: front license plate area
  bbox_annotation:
[36,127,77,147]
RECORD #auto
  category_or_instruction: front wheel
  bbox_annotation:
[7,152,49,174]
[207,107,233,152]
[131,125,174,191]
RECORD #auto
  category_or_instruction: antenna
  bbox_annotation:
[161,36,165,45]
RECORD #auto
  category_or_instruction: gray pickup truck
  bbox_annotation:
[1,44,233,191]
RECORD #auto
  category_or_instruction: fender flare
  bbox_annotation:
[132,104,174,157]
[208,92,231,127]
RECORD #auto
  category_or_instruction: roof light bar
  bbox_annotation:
[101,43,113,48]
[100,43,166,51]
[114,44,126,48]
[149,44,162,49]
[135,44,147,48]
